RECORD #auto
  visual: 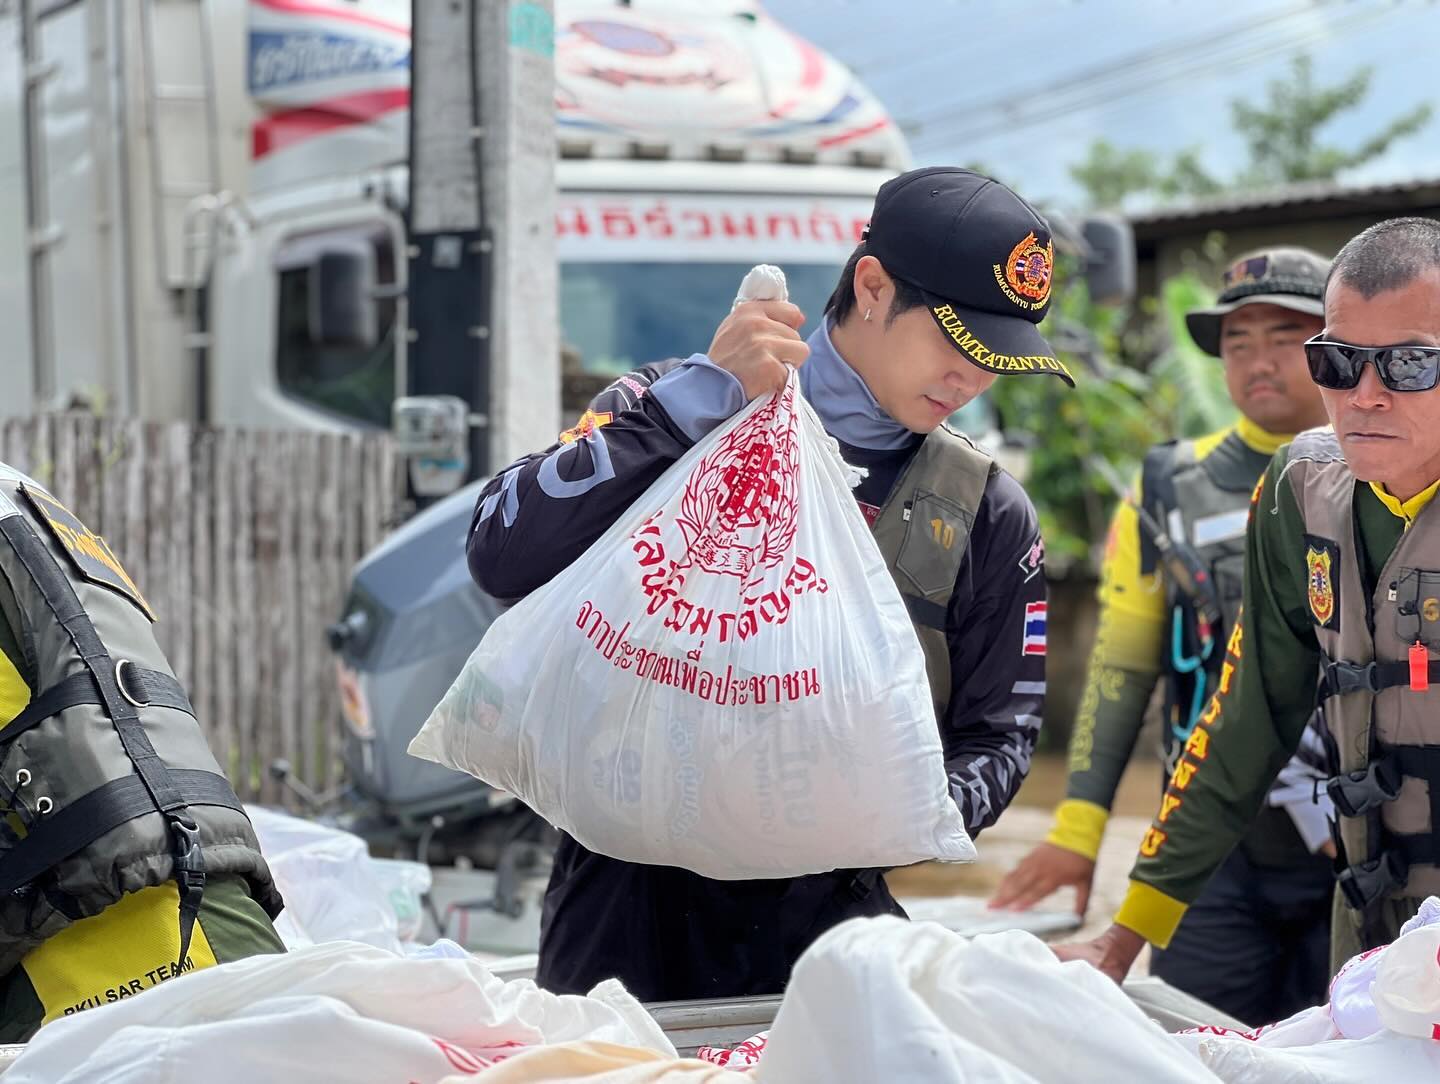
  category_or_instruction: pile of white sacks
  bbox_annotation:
[9,812,1440,1082]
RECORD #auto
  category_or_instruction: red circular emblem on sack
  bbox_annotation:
[675,383,800,583]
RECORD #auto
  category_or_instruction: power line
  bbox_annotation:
[909,5,1392,150]
[908,6,1358,146]
[897,1,1319,133]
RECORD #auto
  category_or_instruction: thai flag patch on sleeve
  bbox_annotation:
[1023,601,1048,656]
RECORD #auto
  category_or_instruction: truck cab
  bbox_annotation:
[5,0,917,466]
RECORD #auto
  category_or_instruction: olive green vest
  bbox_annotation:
[870,425,995,717]
[0,463,281,975]
[1287,427,1440,953]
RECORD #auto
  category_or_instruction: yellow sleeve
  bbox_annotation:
[1094,496,1168,671]
[1115,879,1189,948]
[1046,491,1169,860]
[1044,799,1112,861]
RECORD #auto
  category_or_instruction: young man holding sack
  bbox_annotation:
[463,167,1070,1001]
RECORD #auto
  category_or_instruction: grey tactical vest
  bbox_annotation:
[1139,433,1256,769]
[1142,431,1328,870]
[0,464,281,976]
[870,425,995,717]
[1286,428,1440,951]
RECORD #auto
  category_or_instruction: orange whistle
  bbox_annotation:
[1410,641,1429,692]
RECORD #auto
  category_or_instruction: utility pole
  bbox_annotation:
[405,0,557,498]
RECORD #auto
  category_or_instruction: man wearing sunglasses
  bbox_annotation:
[993,247,1336,1024]
[1057,216,1440,990]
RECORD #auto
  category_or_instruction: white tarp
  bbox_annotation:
[761,917,1217,1083]
[5,942,671,1084]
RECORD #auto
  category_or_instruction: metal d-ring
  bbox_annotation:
[115,658,152,708]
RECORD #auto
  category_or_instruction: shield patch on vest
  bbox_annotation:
[19,485,156,622]
[1304,534,1339,630]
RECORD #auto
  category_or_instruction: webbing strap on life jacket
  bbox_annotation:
[0,515,214,967]
[1319,656,1440,699]
[0,667,195,747]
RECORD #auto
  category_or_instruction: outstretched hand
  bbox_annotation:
[989,842,1097,916]
[1051,923,1147,985]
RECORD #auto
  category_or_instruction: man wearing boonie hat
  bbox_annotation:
[998,247,1337,1024]
[464,166,1067,1001]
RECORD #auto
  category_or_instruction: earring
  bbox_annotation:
[864,308,872,322]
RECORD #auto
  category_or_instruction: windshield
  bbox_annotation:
[273,226,399,429]
[561,261,844,378]
[561,258,1003,440]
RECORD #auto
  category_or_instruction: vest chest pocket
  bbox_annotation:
[895,491,973,599]
[1394,568,1440,649]
[1211,552,1246,613]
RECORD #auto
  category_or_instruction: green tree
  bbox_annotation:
[1068,139,1160,209]
[1158,148,1226,200]
[1232,54,1433,187]
[1069,142,1223,209]
[1068,54,1433,208]
[988,266,1229,572]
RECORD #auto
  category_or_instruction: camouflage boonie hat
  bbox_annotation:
[1185,246,1329,357]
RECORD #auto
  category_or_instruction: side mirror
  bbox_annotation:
[310,245,379,348]
[1079,214,1136,307]
[393,395,471,497]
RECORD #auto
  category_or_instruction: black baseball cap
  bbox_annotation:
[1185,246,1330,357]
[863,166,1074,387]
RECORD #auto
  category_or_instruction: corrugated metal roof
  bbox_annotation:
[1128,174,1440,232]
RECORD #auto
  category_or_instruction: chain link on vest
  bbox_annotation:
[869,426,994,717]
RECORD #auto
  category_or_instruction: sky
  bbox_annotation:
[763,0,1440,212]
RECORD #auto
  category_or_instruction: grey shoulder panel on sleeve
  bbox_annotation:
[647,354,748,443]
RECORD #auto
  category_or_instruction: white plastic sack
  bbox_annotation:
[760,916,1218,1083]
[6,941,672,1084]
[1169,897,1440,1082]
[410,367,972,878]
[1176,1030,1440,1083]
[1329,895,1440,1039]
[248,805,431,954]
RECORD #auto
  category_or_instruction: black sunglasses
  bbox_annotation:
[1303,334,1440,393]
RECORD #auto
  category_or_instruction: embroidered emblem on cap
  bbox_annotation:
[1224,255,1270,290]
[997,231,1054,308]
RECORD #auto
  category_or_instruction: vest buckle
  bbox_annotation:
[1326,754,1403,818]
[169,815,205,881]
[1337,850,1408,911]
[168,815,207,969]
[1323,660,1380,696]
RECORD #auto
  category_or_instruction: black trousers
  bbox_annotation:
[534,834,905,1002]
[1151,845,1334,1027]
